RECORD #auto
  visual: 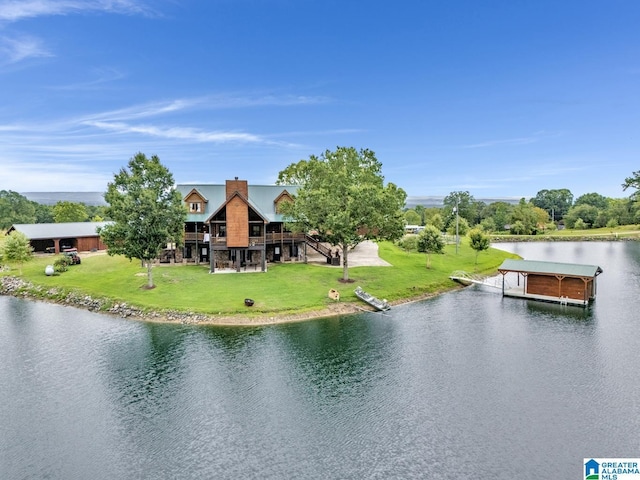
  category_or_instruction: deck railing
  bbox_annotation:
[187,232,307,246]
[184,232,205,242]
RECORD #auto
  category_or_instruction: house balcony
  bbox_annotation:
[185,232,306,246]
[184,232,205,242]
[265,232,306,244]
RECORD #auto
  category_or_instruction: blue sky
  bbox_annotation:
[0,0,638,201]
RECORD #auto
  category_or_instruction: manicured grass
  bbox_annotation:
[4,241,518,317]
[539,225,640,237]
[491,224,640,241]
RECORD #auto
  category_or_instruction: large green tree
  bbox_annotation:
[99,153,186,289]
[277,146,406,281]
[531,189,573,222]
[443,191,477,226]
[0,190,37,229]
[510,198,540,234]
[403,209,421,226]
[34,203,54,224]
[574,192,609,210]
[53,201,88,223]
[483,201,513,232]
[564,204,599,229]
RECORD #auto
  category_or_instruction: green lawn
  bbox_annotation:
[4,240,517,318]
[491,224,640,241]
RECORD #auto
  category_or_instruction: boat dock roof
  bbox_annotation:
[498,259,603,278]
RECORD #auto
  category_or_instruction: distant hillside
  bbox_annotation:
[405,196,522,208]
[19,191,521,209]
[21,192,107,206]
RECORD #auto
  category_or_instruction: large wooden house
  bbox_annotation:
[176,179,333,272]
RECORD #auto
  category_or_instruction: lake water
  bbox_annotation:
[1,242,639,479]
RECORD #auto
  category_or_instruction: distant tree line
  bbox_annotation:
[402,171,640,235]
[0,190,109,230]
[3,171,639,236]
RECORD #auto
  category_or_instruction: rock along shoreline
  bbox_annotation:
[0,275,445,327]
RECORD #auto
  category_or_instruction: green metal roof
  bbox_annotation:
[9,222,112,240]
[498,259,603,278]
[176,183,298,223]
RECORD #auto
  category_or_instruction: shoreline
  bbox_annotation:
[0,275,455,326]
[5,236,634,326]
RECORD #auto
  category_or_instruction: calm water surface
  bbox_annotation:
[1,242,639,479]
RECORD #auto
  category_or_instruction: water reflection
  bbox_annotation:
[524,298,594,321]
[1,241,640,479]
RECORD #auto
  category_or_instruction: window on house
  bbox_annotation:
[189,202,201,213]
[251,225,261,237]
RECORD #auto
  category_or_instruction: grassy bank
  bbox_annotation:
[2,240,517,321]
[490,225,640,242]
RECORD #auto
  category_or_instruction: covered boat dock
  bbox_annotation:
[497,259,603,307]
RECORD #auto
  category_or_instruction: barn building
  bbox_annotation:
[8,222,110,253]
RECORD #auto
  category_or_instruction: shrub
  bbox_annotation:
[510,221,526,235]
[606,219,619,228]
[54,256,71,273]
[397,235,419,252]
[574,218,587,230]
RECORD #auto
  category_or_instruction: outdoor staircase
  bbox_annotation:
[304,234,334,260]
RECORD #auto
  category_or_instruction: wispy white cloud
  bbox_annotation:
[80,98,206,122]
[461,137,539,149]
[1,92,329,155]
[461,131,562,149]
[0,0,153,22]
[0,89,335,191]
[270,128,364,138]
[86,121,269,144]
[0,123,24,131]
[79,93,330,122]
[0,0,154,68]
[0,34,51,64]
[49,66,126,90]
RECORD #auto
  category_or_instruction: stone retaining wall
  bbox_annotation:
[0,276,207,325]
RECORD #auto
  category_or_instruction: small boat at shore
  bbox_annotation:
[354,286,390,311]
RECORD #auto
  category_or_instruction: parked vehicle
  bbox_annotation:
[62,248,81,265]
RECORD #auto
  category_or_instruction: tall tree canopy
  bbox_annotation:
[0,190,37,229]
[622,170,640,200]
[443,191,477,226]
[53,201,88,223]
[510,198,540,234]
[531,189,573,221]
[575,192,609,210]
[99,153,186,289]
[277,146,406,281]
